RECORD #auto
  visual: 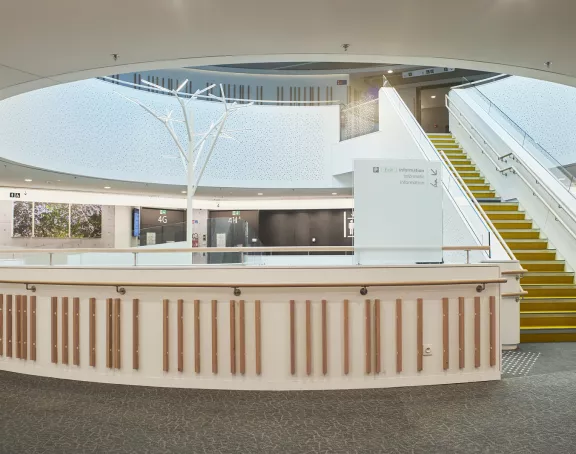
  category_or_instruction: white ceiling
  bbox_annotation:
[1,0,576,100]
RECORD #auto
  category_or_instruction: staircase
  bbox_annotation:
[429,133,576,342]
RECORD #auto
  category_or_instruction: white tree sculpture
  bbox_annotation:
[118,80,253,247]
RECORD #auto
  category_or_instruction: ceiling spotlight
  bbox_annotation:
[257,192,263,196]
[24,178,32,182]
[181,191,187,194]
[332,192,338,195]
[431,95,436,99]
[387,70,394,74]
[104,186,111,189]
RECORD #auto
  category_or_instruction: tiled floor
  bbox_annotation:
[2,344,576,453]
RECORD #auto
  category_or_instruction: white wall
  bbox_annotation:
[0,79,340,189]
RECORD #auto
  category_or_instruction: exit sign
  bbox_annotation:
[9,192,20,198]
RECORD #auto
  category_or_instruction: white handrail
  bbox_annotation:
[0,245,488,254]
[447,94,576,243]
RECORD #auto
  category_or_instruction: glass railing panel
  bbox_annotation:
[381,82,495,258]
[459,77,576,198]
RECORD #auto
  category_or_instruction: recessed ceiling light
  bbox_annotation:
[332,192,338,195]
[257,193,263,196]
[387,70,394,74]
[24,179,32,182]
[431,95,436,99]
[181,190,187,194]
[104,186,111,189]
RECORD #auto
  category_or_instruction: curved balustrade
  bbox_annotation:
[0,262,502,390]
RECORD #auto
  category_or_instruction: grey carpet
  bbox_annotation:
[1,343,576,453]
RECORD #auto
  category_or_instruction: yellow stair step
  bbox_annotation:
[514,250,557,260]
[521,298,576,311]
[499,229,540,239]
[521,272,575,284]
[472,191,497,198]
[492,219,533,229]
[507,239,549,250]
[480,202,519,212]
[485,211,526,220]
[521,260,566,272]
[522,284,576,298]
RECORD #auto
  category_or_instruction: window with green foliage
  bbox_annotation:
[12,202,102,238]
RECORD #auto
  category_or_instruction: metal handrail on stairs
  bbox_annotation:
[446,95,576,244]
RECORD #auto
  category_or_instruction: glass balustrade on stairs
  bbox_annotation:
[429,132,576,342]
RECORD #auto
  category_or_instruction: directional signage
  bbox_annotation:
[354,159,443,264]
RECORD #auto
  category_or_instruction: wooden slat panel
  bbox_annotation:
[230,300,236,375]
[239,300,246,375]
[6,296,13,358]
[490,296,496,367]
[73,298,79,366]
[50,296,57,363]
[62,297,69,365]
[365,299,371,374]
[417,298,423,372]
[212,299,218,374]
[459,297,465,369]
[106,298,113,369]
[90,298,96,367]
[132,299,139,370]
[163,299,169,372]
[0,295,3,356]
[22,296,27,360]
[290,299,295,375]
[343,299,349,375]
[374,299,381,374]
[255,300,261,376]
[30,296,36,361]
[306,300,312,376]
[178,299,184,372]
[114,298,121,369]
[15,295,21,359]
[194,299,200,374]
[322,299,327,376]
[442,297,449,370]
[474,296,481,368]
[396,299,402,373]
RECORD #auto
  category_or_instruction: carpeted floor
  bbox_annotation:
[1,343,576,453]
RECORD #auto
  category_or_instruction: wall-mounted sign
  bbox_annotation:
[9,192,20,198]
[402,67,455,79]
[336,80,348,85]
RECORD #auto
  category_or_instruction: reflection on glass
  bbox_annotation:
[34,203,69,238]
[71,204,102,238]
[12,201,33,237]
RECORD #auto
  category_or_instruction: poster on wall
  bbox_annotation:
[353,159,443,264]
[12,202,102,238]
